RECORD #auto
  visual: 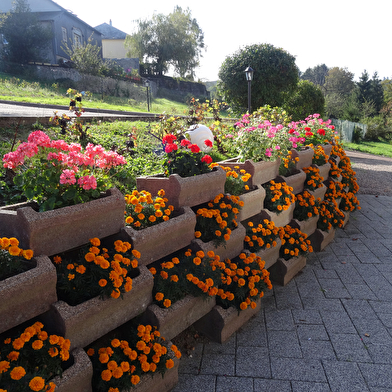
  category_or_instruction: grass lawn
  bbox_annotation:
[343,140,392,158]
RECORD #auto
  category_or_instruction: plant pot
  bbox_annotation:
[0,188,125,256]
[291,148,314,170]
[219,158,280,187]
[131,346,180,392]
[268,255,307,286]
[41,266,153,350]
[321,143,333,157]
[308,184,327,201]
[314,162,331,182]
[254,237,282,269]
[0,255,57,334]
[308,228,336,253]
[52,348,93,392]
[275,169,306,195]
[191,224,246,262]
[136,167,226,210]
[193,298,262,343]
[141,295,216,341]
[289,215,319,238]
[342,211,350,228]
[236,185,266,222]
[259,202,295,228]
[121,207,196,266]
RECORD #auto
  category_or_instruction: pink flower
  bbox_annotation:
[265,148,273,157]
[77,175,97,190]
[201,154,213,164]
[275,145,281,150]
[27,131,51,147]
[60,169,76,185]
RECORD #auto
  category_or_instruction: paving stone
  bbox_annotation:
[265,309,296,331]
[236,314,268,347]
[267,330,302,358]
[320,310,357,334]
[322,360,370,392]
[366,343,392,364]
[291,309,323,325]
[330,333,372,362]
[344,283,378,300]
[317,278,351,299]
[216,376,253,392]
[178,343,204,375]
[296,324,329,341]
[302,297,345,312]
[270,357,327,382]
[235,346,271,378]
[291,381,331,392]
[300,340,336,360]
[199,353,235,376]
[203,335,236,355]
[172,374,216,392]
[359,363,392,389]
[253,378,292,392]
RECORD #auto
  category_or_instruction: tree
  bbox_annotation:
[125,6,205,78]
[62,36,103,76]
[357,71,384,114]
[218,44,299,113]
[0,0,52,64]
[300,64,329,89]
[323,67,355,118]
[283,80,325,121]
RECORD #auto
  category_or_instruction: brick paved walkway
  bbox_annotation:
[173,194,392,392]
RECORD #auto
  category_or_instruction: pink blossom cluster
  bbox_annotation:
[3,131,126,191]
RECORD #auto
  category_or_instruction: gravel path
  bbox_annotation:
[345,150,392,196]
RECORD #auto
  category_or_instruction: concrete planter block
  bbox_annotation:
[309,184,327,201]
[260,202,295,228]
[268,255,307,286]
[219,158,280,187]
[191,224,246,262]
[131,346,180,392]
[309,228,336,253]
[42,266,153,349]
[0,255,57,334]
[194,298,261,343]
[237,185,266,222]
[0,188,125,256]
[136,168,226,210]
[321,143,333,157]
[142,295,216,341]
[314,162,331,182]
[276,170,307,195]
[254,237,282,270]
[291,148,314,170]
[53,348,93,392]
[122,207,196,266]
[290,215,319,238]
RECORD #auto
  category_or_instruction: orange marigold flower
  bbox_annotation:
[99,279,107,287]
[166,359,174,369]
[163,299,171,308]
[155,292,164,301]
[29,376,45,391]
[131,375,140,385]
[101,369,112,382]
[31,339,43,350]
[10,366,26,380]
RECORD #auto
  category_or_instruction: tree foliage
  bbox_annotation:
[283,80,325,121]
[218,43,299,114]
[357,71,384,114]
[301,64,329,89]
[0,0,52,64]
[125,6,205,78]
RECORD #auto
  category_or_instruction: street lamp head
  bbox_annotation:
[244,66,254,82]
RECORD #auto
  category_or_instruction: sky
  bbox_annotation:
[53,0,392,82]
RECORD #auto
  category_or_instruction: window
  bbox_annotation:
[62,27,67,42]
[73,28,82,48]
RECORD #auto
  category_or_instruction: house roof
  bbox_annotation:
[95,22,127,40]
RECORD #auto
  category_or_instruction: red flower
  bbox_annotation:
[181,139,192,147]
[164,143,178,153]
[289,129,295,134]
[304,127,311,132]
[305,131,313,137]
[204,139,213,148]
[189,144,200,153]
[317,128,326,136]
[201,155,213,164]
[162,134,177,145]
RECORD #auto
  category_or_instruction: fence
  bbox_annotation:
[331,119,367,142]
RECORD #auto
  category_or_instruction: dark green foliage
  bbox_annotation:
[0,0,53,64]
[300,64,329,88]
[283,80,325,121]
[218,44,299,113]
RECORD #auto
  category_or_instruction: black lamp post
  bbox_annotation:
[244,66,254,114]
[145,80,151,112]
